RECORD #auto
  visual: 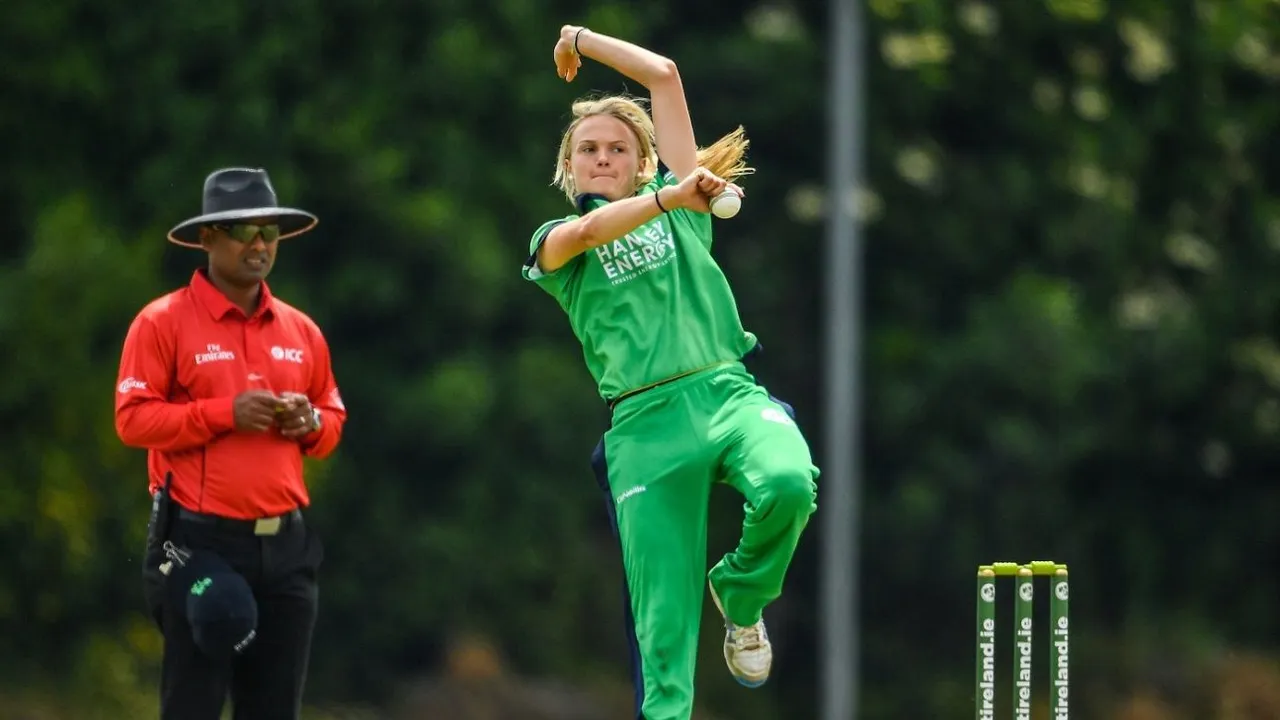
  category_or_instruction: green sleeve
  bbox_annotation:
[521,216,580,300]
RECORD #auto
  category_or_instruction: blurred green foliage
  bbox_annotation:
[4,0,1280,717]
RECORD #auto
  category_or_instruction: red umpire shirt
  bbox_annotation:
[115,269,347,519]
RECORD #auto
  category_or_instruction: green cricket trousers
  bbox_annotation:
[590,361,820,720]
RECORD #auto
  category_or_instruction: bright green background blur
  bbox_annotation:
[4,0,1280,717]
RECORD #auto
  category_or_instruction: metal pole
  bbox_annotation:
[821,0,862,718]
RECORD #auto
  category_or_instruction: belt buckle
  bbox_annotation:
[253,516,282,536]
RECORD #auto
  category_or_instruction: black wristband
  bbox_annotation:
[573,28,586,55]
[654,191,668,214]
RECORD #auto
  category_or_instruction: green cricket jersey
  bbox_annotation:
[522,168,758,402]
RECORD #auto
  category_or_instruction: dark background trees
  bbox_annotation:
[4,1,1279,717]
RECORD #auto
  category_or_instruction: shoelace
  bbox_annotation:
[730,623,766,651]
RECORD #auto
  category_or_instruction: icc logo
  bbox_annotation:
[271,346,304,364]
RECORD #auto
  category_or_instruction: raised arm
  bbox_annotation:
[558,25,698,181]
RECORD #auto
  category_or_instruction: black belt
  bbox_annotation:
[607,372,686,411]
[177,507,302,536]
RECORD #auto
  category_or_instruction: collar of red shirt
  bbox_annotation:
[189,269,277,321]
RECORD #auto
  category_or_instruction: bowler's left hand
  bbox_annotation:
[275,392,319,439]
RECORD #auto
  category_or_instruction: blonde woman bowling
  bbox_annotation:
[521,24,821,720]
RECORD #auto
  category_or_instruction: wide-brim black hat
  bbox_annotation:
[166,548,259,659]
[168,167,318,248]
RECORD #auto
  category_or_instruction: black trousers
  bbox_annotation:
[143,505,324,720]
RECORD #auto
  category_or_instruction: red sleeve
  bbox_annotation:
[114,309,236,451]
[299,324,346,459]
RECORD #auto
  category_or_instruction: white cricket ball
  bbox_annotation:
[709,190,742,219]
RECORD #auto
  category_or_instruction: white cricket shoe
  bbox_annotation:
[709,580,772,687]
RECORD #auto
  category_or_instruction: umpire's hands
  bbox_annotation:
[233,390,283,433]
[275,392,318,439]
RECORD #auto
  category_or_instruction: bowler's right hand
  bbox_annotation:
[666,168,734,214]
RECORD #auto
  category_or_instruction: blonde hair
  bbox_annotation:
[552,94,754,201]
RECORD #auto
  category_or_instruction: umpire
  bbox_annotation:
[114,167,348,719]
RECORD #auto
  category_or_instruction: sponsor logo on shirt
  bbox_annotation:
[593,217,677,286]
[195,343,237,365]
[118,377,148,394]
[271,346,304,364]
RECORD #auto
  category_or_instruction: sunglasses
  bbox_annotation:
[211,223,281,243]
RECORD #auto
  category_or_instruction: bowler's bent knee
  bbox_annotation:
[758,466,818,520]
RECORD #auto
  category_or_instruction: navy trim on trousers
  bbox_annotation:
[590,434,646,720]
